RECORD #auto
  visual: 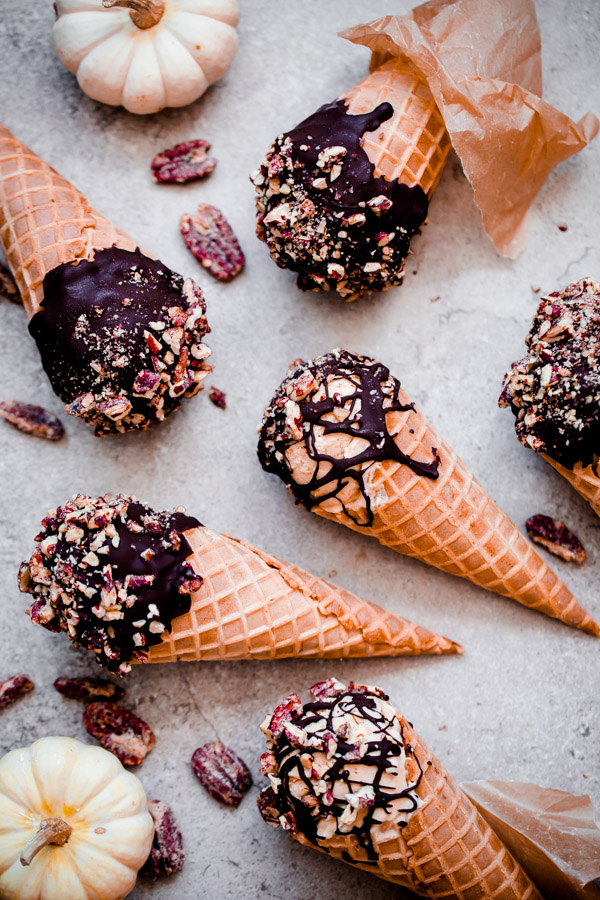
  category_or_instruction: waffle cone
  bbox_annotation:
[145,526,461,663]
[294,712,541,899]
[543,453,600,518]
[0,123,139,318]
[312,393,598,636]
[343,56,452,198]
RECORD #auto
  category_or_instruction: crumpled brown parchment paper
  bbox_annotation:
[341,0,598,258]
[462,781,600,899]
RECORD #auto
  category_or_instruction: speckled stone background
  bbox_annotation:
[0,1,599,897]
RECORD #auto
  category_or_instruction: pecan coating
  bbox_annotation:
[525,514,586,564]
[191,741,252,806]
[500,279,600,468]
[29,247,212,437]
[0,400,64,440]
[19,493,202,675]
[83,701,155,766]
[180,204,244,282]
[152,139,216,184]
[144,800,185,879]
[54,676,125,702]
[0,673,34,710]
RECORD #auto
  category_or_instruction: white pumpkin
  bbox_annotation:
[0,736,154,900]
[53,0,240,114]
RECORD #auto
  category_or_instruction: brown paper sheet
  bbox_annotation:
[341,0,599,258]
[462,781,600,899]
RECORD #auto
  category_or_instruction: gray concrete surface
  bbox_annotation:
[0,1,599,897]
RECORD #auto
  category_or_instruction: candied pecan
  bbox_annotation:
[143,800,185,880]
[208,386,227,409]
[263,693,303,738]
[54,676,125,702]
[180,204,245,282]
[0,261,19,302]
[191,741,252,806]
[0,674,34,710]
[83,701,155,766]
[309,678,345,701]
[0,400,64,440]
[151,140,216,184]
[525,514,586,564]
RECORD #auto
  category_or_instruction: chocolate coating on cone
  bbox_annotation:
[500,279,600,468]
[253,101,428,300]
[258,349,440,526]
[29,248,212,436]
[258,680,423,861]
[19,494,202,674]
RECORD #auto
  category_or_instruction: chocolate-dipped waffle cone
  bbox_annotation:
[146,527,461,662]
[19,494,461,676]
[259,681,541,899]
[0,124,212,436]
[253,58,451,300]
[259,350,598,636]
[0,123,138,318]
[343,56,451,197]
[543,455,600,518]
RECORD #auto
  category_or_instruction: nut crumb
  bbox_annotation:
[557,222,568,232]
[209,386,227,409]
[429,295,440,303]
[525,514,585,564]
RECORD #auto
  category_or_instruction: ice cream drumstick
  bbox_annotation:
[500,279,600,519]
[252,55,450,301]
[258,679,541,899]
[0,124,212,435]
[18,494,462,676]
[257,349,598,635]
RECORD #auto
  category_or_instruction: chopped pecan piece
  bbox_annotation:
[208,386,227,409]
[151,140,216,184]
[143,800,185,879]
[257,787,282,826]
[0,261,19,302]
[262,693,303,738]
[83,701,155,766]
[525,514,586,563]
[191,741,252,806]
[54,676,125,702]
[0,674,34,710]
[0,400,64,440]
[180,204,245,282]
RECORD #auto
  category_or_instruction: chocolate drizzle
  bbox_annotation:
[19,494,202,674]
[258,349,440,526]
[258,681,423,862]
[252,100,428,300]
[29,247,212,436]
[499,279,600,468]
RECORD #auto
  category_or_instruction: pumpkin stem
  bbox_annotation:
[102,0,165,29]
[20,817,73,867]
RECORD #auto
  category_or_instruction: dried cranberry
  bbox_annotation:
[191,741,252,806]
[151,140,216,184]
[180,204,244,282]
[83,701,155,766]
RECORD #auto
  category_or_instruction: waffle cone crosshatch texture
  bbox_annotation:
[1,0,600,898]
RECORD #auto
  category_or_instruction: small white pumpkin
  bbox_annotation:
[0,736,154,900]
[53,0,240,114]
